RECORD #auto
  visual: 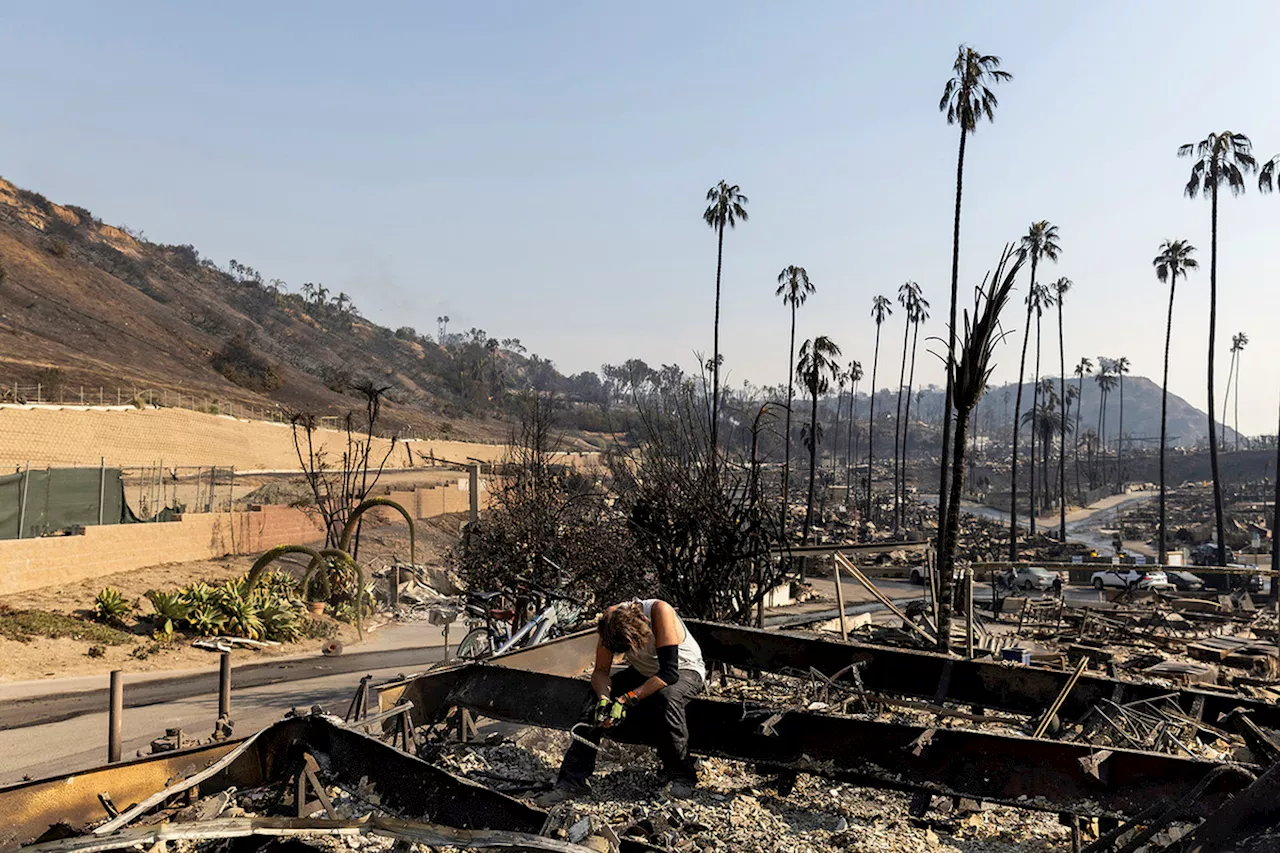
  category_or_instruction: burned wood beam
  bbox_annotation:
[415,665,1254,820]
[685,620,1280,730]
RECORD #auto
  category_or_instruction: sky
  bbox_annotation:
[3,2,1280,432]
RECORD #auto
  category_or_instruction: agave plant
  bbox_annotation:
[258,599,303,642]
[145,590,190,638]
[179,582,218,609]
[218,588,265,641]
[93,587,132,624]
[187,603,228,636]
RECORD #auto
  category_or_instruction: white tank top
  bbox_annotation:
[622,599,706,681]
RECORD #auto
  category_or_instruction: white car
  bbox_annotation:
[1091,568,1170,591]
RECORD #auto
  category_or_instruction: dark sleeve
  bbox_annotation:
[655,645,681,685]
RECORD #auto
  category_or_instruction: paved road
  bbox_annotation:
[0,659,423,785]
[0,643,447,731]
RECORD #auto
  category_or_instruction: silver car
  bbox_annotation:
[1013,566,1060,591]
[1091,568,1170,590]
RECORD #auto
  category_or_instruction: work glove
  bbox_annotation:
[594,691,639,729]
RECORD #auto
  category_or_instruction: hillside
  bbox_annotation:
[0,178,602,441]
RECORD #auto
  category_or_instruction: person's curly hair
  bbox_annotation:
[597,603,650,653]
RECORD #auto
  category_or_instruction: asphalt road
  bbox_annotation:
[0,644,447,731]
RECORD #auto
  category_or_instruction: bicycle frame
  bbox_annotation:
[490,601,558,656]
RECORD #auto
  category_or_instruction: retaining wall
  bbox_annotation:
[0,505,324,596]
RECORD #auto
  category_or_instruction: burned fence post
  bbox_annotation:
[108,669,123,763]
[218,651,232,722]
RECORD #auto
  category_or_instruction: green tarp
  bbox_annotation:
[0,467,130,540]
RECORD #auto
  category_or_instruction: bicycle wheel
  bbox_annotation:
[456,627,496,660]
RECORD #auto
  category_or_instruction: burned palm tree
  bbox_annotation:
[937,244,1025,653]
[798,335,843,543]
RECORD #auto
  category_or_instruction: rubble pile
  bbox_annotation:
[436,733,1070,853]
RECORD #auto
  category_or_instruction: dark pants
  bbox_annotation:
[557,667,704,789]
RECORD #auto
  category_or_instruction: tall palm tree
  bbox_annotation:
[1028,283,1054,530]
[866,295,893,523]
[1095,362,1118,487]
[798,336,843,543]
[1180,131,1256,566]
[1052,277,1072,539]
[1073,357,1093,494]
[937,46,1013,540]
[703,180,749,454]
[1153,239,1198,565]
[1113,356,1131,491]
[845,360,864,506]
[776,265,815,513]
[892,281,923,533]
[900,293,930,530]
[1009,222,1060,556]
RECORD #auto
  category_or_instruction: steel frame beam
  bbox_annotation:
[684,620,1280,730]
[412,664,1254,820]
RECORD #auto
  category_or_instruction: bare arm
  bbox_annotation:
[627,601,684,703]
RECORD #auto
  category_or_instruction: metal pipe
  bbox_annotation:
[218,652,231,720]
[17,460,30,539]
[833,557,848,641]
[108,670,123,763]
[468,463,480,524]
[98,456,106,525]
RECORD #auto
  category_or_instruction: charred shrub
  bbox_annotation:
[212,334,284,392]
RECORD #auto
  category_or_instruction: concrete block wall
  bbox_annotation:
[379,477,490,521]
[0,505,324,596]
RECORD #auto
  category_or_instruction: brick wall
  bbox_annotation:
[0,506,324,596]
[380,477,490,520]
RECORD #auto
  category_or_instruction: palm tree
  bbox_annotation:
[831,366,848,473]
[1073,357,1093,494]
[900,293,930,530]
[1028,282,1055,530]
[1112,356,1131,491]
[937,45,1013,537]
[1052,277,1072,539]
[776,265,815,513]
[1180,131,1256,567]
[1153,239,1199,565]
[866,295,893,523]
[798,336,843,543]
[703,180,749,454]
[1224,332,1247,451]
[892,281,922,534]
[1094,362,1118,487]
[1009,221,1060,556]
[845,360,863,506]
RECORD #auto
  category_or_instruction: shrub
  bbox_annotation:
[145,590,190,638]
[0,608,133,645]
[47,238,69,258]
[93,587,132,624]
[212,334,284,393]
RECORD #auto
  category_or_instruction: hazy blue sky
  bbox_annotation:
[3,2,1280,431]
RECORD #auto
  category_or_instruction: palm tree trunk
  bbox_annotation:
[866,327,882,524]
[1271,398,1280,603]
[1098,388,1107,489]
[711,224,725,454]
[804,389,819,543]
[847,381,857,507]
[1222,351,1235,451]
[937,402,973,654]
[903,320,921,531]
[1030,312,1041,534]
[833,389,842,475]
[1159,278,1176,565]
[1207,178,1227,567]
[1009,266,1036,560]
[1057,306,1068,540]
[939,126,968,552]
[1234,352,1241,452]
[1075,372,1085,496]
[783,304,796,514]
[1117,373,1125,492]
[893,314,911,534]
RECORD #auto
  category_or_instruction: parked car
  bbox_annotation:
[1166,570,1206,592]
[1012,566,1061,591]
[1090,568,1170,591]
[1191,543,1235,567]
[908,565,931,585]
